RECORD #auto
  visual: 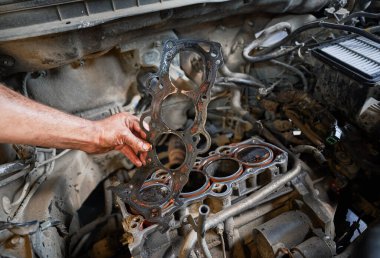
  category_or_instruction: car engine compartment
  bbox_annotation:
[0,0,379,258]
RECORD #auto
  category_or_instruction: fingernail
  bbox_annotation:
[136,161,142,167]
[143,143,151,151]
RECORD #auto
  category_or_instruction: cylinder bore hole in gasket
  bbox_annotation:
[160,93,195,131]
[181,170,209,196]
[169,51,205,91]
[205,158,241,182]
[139,183,171,205]
[155,133,186,170]
[235,146,273,166]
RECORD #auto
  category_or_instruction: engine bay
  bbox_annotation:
[0,1,379,257]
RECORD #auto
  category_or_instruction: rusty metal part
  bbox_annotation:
[291,236,334,258]
[271,120,293,132]
[253,210,312,258]
[184,205,212,258]
[112,39,223,227]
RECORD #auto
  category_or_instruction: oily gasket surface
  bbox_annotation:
[112,39,223,226]
[178,138,288,204]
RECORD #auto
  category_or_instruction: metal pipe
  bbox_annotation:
[223,197,235,250]
[219,65,266,88]
[234,192,295,228]
[0,160,29,177]
[179,154,301,258]
[197,204,211,258]
[216,77,263,88]
[230,89,248,117]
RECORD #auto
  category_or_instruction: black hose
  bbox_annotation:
[339,11,380,24]
[244,46,299,64]
[244,21,380,63]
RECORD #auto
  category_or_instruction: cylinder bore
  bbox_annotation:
[180,170,209,198]
[205,158,242,182]
[235,145,273,167]
[139,183,171,205]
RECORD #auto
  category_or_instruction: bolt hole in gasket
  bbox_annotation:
[212,184,228,194]
[111,39,223,227]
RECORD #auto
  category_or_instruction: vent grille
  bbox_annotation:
[313,36,380,84]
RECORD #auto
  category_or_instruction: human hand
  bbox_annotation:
[90,112,152,167]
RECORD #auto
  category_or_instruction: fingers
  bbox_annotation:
[109,113,152,167]
[139,151,149,166]
[122,129,152,153]
[131,120,147,140]
[117,145,143,167]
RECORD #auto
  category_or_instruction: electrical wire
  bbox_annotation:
[218,231,227,258]
[10,149,71,220]
[22,72,31,97]
[270,60,308,91]
[35,149,71,168]
[69,214,119,255]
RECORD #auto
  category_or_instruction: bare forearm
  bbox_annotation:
[0,84,99,151]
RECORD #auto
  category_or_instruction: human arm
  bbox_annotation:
[0,84,151,167]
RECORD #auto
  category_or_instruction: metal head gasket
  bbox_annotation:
[112,39,223,227]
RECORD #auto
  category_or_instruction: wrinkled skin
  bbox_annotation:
[0,84,151,167]
[94,112,151,166]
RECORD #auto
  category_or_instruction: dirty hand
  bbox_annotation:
[92,112,152,167]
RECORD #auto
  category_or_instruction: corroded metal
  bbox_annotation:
[112,39,223,227]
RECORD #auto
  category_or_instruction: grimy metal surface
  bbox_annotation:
[112,39,223,227]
